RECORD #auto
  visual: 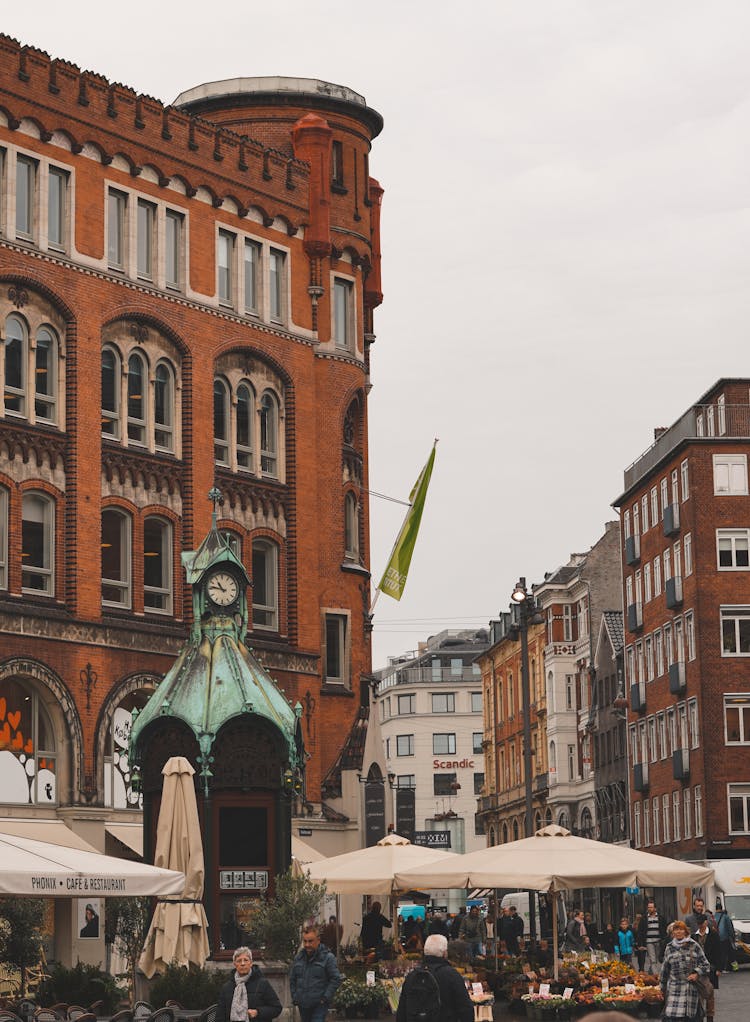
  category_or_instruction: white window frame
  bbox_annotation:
[217,229,235,306]
[684,789,692,839]
[728,783,750,835]
[143,516,172,615]
[269,247,287,323]
[653,556,662,596]
[651,487,659,526]
[714,454,748,495]
[681,459,690,501]
[684,533,693,576]
[333,276,355,350]
[695,785,703,837]
[717,528,750,570]
[101,507,132,609]
[136,198,156,281]
[653,795,661,844]
[21,491,55,596]
[721,606,750,657]
[252,539,279,632]
[396,734,414,757]
[323,610,350,686]
[107,187,128,270]
[433,733,457,755]
[644,562,651,602]
[724,695,750,745]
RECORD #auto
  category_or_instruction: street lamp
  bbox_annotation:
[509,576,544,950]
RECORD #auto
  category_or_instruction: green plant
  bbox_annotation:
[333,979,388,1015]
[150,964,231,1009]
[0,898,46,995]
[105,896,152,998]
[37,962,122,1013]
[251,868,326,962]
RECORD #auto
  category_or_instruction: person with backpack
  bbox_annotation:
[396,934,474,1022]
[714,898,739,972]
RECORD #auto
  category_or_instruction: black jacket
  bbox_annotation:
[396,956,473,1022]
[216,966,282,1022]
[636,912,668,947]
[289,943,342,1011]
[361,910,392,949]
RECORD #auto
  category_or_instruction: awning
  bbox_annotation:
[105,822,143,856]
[292,835,325,864]
[0,818,99,853]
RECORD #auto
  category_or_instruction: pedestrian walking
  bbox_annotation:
[714,898,739,972]
[636,899,668,976]
[216,947,282,1022]
[396,934,473,1022]
[660,919,711,1021]
[693,916,721,1022]
[290,925,342,1022]
[615,917,634,966]
[564,909,587,953]
[458,906,486,958]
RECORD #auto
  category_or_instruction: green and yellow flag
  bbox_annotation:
[377,441,437,601]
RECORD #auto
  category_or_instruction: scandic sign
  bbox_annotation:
[433,759,474,769]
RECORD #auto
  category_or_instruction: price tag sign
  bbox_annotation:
[366,972,375,987]
[472,984,484,998]
[601,978,609,993]
[625,983,636,994]
[563,988,574,1000]
[528,985,535,996]
[539,984,551,997]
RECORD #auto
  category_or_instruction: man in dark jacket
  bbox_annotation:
[290,925,342,1022]
[216,947,282,1022]
[564,909,586,952]
[361,901,392,957]
[449,907,466,940]
[396,934,474,1022]
[635,900,668,975]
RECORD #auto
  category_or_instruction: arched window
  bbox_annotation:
[34,326,57,423]
[101,346,121,437]
[259,392,278,477]
[512,819,519,841]
[214,378,230,465]
[489,826,496,847]
[344,491,359,559]
[501,822,508,844]
[104,687,154,809]
[154,360,174,452]
[251,538,278,631]
[236,382,254,471]
[101,508,131,608]
[534,811,542,833]
[144,516,172,614]
[549,740,556,777]
[580,806,593,838]
[4,314,27,415]
[127,351,147,445]
[22,491,54,595]
[545,807,552,826]
[558,810,569,830]
[0,678,57,804]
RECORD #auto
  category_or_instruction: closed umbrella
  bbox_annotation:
[394,825,715,977]
[139,757,210,976]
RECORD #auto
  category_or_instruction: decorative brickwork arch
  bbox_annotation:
[94,671,161,805]
[0,656,82,805]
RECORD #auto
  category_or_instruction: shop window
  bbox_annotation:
[0,678,57,804]
[104,688,154,809]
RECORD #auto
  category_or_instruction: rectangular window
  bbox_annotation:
[396,775,415,788]
[634,802,641,848]
[16,154,36,240]
[664,624,673,667]
[718,394,727,435]
[657,712,667,760]
[324,612,348,684]
[645,636,654,681]
[434,772,456,796]
[644,563,652,602]
[433,733,456,755]
[655,631,664,676]
[107,188,127,269]
[143,518,172,613]
[684,534,692,576]
[624,510,631,539]
[718,529,750,569]
[22,494,54,594]
[653,556,662,596]
[684,789,692,839]
[0,488,7,589]
[681,459,690,501]
[653,795,661,844]
[47,167,68,250]
[165,209,183,289]
[137,199,155,279]
[269,248,285,321]
[663,548,672,583]
[472,732,483,754]
[244,239,261,313]
[398,694,415,715]
[728,783,750,834]
[633,503,640,536]
[673,790,681,842]
[671,469,679,505]
[660,478,668,517]
[333,278,354,349]
[686,612,695,661]
[474,772,485,796]
[471,691,483,713]
[331,140,344,186]
[643,798,651,846]
[651,487,659,526]
[675,618,684,663]
[396,734,414,756]
[563,605,573,641]
[432,692,455,713]
[714,454,748,495]
[666,707,676,755]
[721,607,750,655]
[218,230,234,305]
[568,743,576,781]
[724,695,750,744]
[642,495,649,533]
[662,793,671,842]
[695,785,703,837]
[648,716,657,763]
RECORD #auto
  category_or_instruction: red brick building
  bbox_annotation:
[0,33,384,952]
[614,379,750,862]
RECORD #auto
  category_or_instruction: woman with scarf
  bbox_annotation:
[216,947,282,1022]
[660,920,711,1021]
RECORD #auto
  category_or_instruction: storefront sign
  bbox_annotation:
[413,830,451,849]
[219,870,268,890]
[432,759,474,769]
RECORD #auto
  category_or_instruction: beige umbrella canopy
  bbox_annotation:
[139,757,210,977]
[305,832,456,895]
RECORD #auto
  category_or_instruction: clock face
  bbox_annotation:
[207,570,239,607]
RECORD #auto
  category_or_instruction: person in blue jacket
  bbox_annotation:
[290,924,342,1022]
[616,917,635,965]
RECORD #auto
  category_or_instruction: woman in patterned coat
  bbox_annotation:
[660,919,711,1021]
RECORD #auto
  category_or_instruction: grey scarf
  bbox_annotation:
[231,971,249,1022]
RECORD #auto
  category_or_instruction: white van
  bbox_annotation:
[694,860,750,954]
[500,891,566,941]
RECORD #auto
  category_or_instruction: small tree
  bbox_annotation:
[0,898,46,994]
[106,896,152,1000]
[252,869,326,962]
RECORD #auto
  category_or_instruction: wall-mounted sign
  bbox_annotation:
[413,830,451,849]
[299,828,313,837]
[396,788,416,842]
[220,870,269,890]
[433,759,474,769]
[365,782,386,847]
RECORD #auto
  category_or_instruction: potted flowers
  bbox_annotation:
[333,979,388,1019]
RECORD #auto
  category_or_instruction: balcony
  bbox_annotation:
[627,602,643,632]
[664,503,681,536]
[534,772,549,794]
[633,761,649,792]
[669,661,686,695]
[673,747,690,780]
[625,534,641,565]
[666,576,683,609]
[623,402,750,493]
[631,681,646,713]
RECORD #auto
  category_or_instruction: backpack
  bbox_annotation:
[403,966,441,1022]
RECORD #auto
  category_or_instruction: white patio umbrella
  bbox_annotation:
[394,825,715,977]
[139,757,210,977]
[305,832,457,895]
[0,832,184,897]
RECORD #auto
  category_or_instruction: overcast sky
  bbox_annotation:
[8,2,750,668]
